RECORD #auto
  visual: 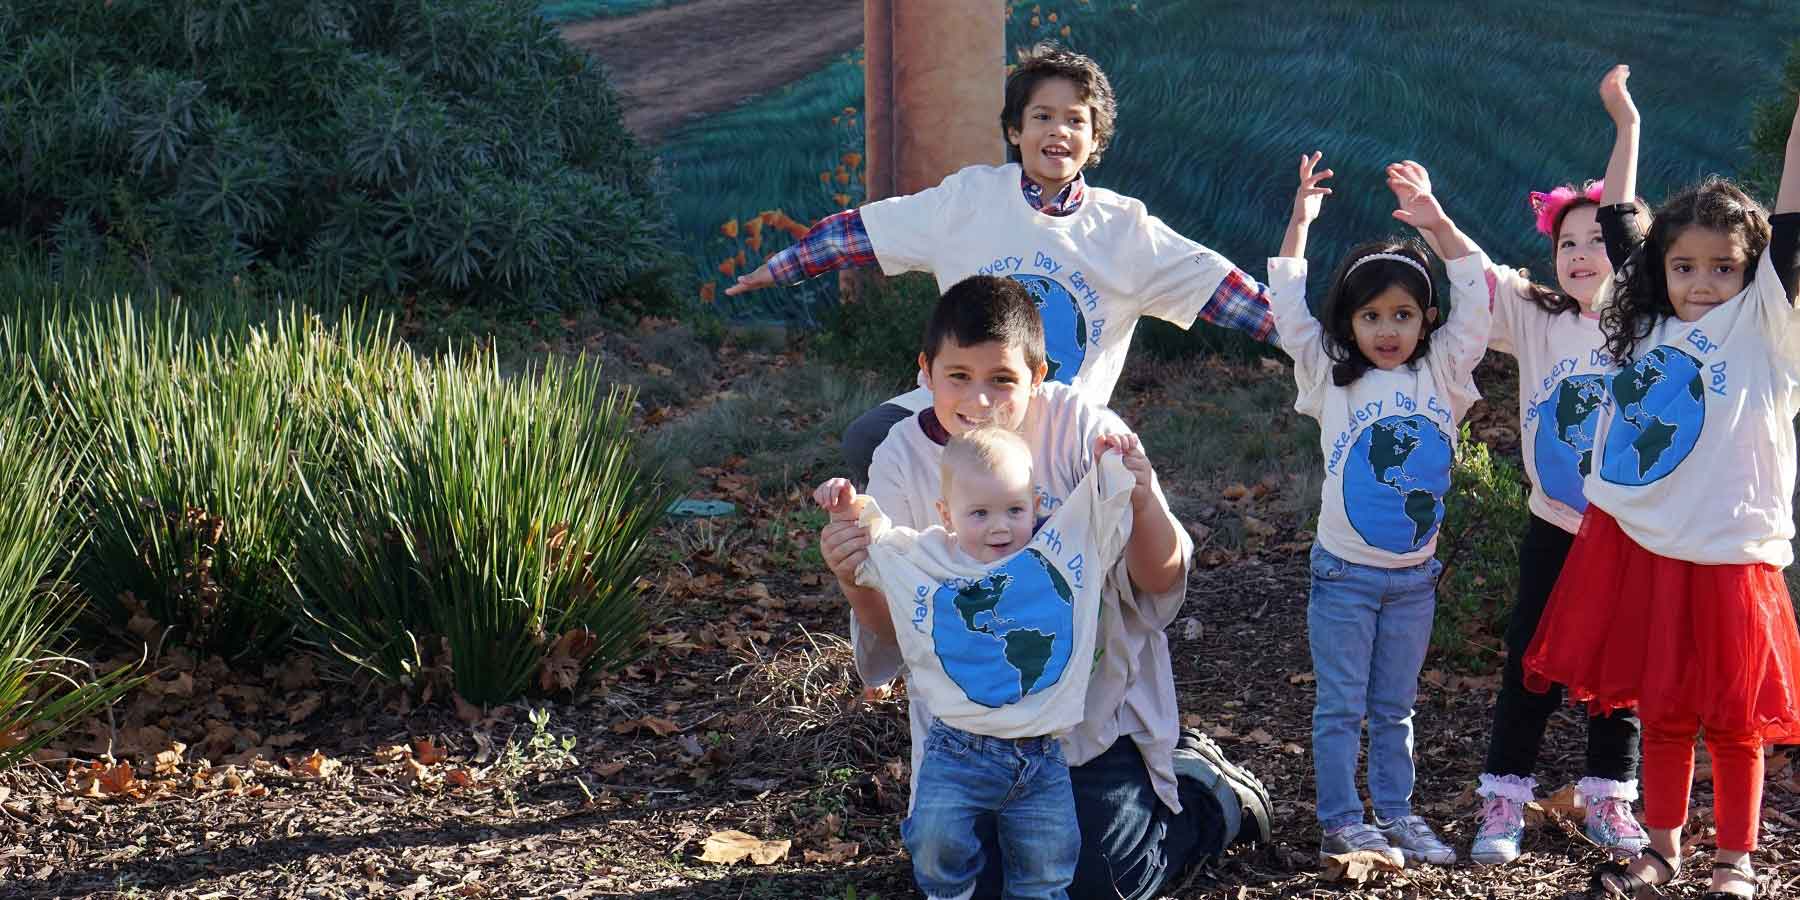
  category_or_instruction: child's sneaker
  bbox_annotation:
[1470,773,1534,866]
[1578,777,1648,858]
[1375,814,1457,866]
[1319,822,1405,867]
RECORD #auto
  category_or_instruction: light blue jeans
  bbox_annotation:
[1306,542,1440,830]
[903,719,1077,900]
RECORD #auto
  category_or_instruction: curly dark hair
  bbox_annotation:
[1320,238,1439,387]
[1599,177,1772,365]
[1000,42,1117,168]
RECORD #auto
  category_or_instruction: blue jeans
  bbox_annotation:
[1306,542,1440,830]
[904,720,1078,900]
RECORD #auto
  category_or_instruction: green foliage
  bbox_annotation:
[289,349,669,704]
[0,380,139,768]
[0,0,677,309]
[1433,426,1531,668]
[808,273,937,390]
[1744,39,1800,202]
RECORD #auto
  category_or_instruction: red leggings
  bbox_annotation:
[1641,714,1763,852]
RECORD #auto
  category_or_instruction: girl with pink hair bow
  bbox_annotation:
[1460,65,1652,868]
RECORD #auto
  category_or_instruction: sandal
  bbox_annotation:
[1701,858,1758,899]
[1583,845,1678,899]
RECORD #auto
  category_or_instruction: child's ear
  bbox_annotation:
[1030,361,1048,387]
[1006,123,1022,148]
[1426,306,1440,325]
[936,498,953,531]
[918,352,932,386]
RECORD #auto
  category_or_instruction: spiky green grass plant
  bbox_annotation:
[291,351,669,704]
[0,378,137,767]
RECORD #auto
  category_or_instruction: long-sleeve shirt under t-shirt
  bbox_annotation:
[1267,251,1495,568]
[765,164,1278,410]
[1583,212,1800,565]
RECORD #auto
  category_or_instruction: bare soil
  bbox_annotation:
[560,0,865,143]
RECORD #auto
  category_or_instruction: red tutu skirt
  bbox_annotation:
[1523,506,1800,742]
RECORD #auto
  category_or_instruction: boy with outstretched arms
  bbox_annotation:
[730,44,1278,486]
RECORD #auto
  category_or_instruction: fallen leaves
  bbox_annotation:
[612,716,680,737]
[698,830,789,865]
[1319,849,1402,884]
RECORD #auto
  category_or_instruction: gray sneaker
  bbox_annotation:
[1174,728,1273,846]
[1375,814,1457,866]
[1319,822,1405,867]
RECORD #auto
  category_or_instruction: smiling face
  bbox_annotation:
[1350,285,1434,370]
[1006,76,1093,193]
[1554,204,1612,310]
[937,455,1038,563]
[920,338,1043,436]
[1663,225,1750,322]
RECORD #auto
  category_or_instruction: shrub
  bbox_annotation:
[1433,426,1530,668]
[24,302,370,660]
[0,0,677,309]
[0,379,138,767]
[808,272,938,391]
[290,351,669,704]
[1745,39,1800,202]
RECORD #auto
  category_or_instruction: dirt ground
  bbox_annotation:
[560,0,865,143]
[6,327,1800,899]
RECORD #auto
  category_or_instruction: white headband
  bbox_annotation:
[1347,252,1431,283]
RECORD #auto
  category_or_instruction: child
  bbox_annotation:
[1270,152,1492,867]
[1522,69,1800,900]
[813,425,1140,900]
[1468,66,1652,866]
[816,274,1272,899]
[726,42,1278,485]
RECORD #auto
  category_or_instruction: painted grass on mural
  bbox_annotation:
[658,0,1793,331]
[537,0,685,23]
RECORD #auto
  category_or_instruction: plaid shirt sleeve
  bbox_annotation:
[765,210,879,285]
[1198,266,1281,344]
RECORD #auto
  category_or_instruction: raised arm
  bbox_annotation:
[1780,91,1800,217]
[1387,160,1475,260]
[1280,151,1333,259]
[1598,65,1640,208]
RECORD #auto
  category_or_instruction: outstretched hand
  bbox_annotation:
[1387,160,1449,234]
[723,263,776,296]
[1291,151,1334,227]
[1598,64,1638,128]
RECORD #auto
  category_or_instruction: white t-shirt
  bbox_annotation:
[857,381,1196,813]
[1584,251,1800,565]
[1486,265,1615,534]
[851,453,1134,740]
[1266,252,1494,568]
[861,163,1258,413]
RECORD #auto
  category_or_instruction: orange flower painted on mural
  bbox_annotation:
[1060,24,1070,36]
[718,258,737,277]
[699,282,717,303]
[834,193,851,208]
[720,218,739,239]
[841,152,862,170]
[834,168,850,185]
[745,233,763,253]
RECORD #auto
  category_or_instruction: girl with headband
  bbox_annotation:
[1266,151,1492,868]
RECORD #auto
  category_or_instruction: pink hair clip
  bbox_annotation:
[1527,181,1606,236]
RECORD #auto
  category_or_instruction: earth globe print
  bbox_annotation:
[930,548,1075,708]
[1343,414,1453,553]
[1599,345,1705,486]
[1531,373,1608,512]
[1012,274,1087,383]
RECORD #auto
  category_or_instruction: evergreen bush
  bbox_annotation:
[0,0,677,308]
[1433,426,1531,668]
